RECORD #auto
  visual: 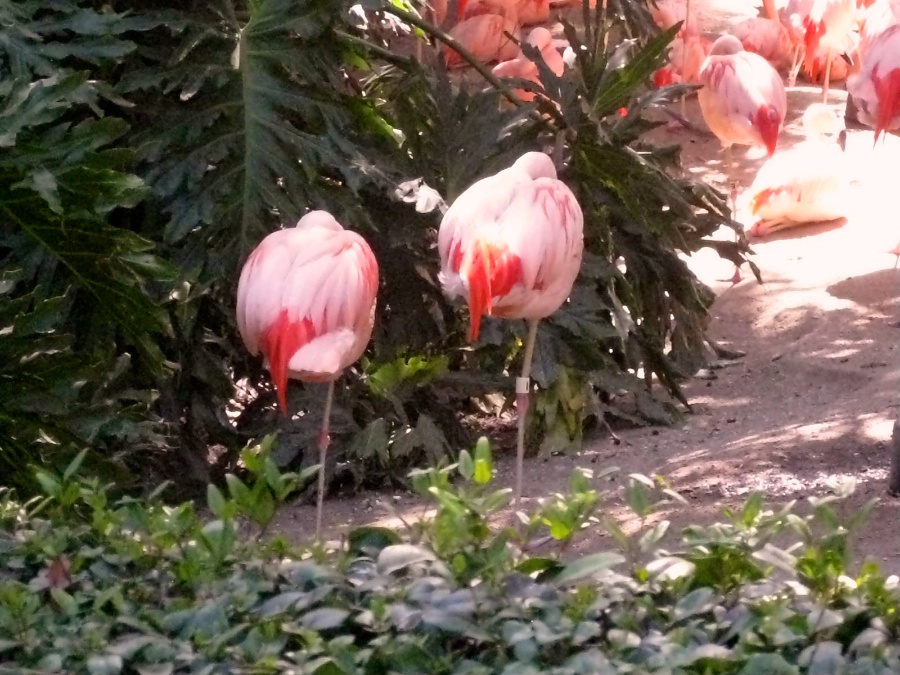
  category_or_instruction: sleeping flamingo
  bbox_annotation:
[697,34,786,282]
[236,211,379,541]
[742,103,854,237]
[438,151,584,510]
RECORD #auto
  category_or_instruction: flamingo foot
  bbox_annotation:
[718,264,743,286]
[890,243,900,269]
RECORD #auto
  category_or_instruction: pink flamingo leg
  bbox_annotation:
[315,380,335,542]
[514,319,540,512]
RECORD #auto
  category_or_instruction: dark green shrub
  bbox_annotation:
[1,440,897,674]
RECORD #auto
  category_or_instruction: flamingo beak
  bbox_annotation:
[840,52,854,67]
[838,128,847,152]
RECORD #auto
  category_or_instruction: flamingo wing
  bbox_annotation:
[849,25,900,138]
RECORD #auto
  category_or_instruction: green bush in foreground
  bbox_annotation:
[1,440,898,674]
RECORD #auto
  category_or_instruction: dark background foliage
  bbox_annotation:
[0,0,750,497]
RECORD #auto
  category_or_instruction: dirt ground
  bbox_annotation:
[272,51,900,574]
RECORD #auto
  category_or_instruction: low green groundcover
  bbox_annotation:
[1,438,898,674]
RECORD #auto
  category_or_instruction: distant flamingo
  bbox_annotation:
[492,27,566,102]
[236,211,379,541]
[801,0,857,101]
[697,34,787,282]
[443,1,520,67]
[654,34,712,86]
[782,0,817,85]
[648,0,701,35]
[847,21,900,140]
[743,103,854,237]
[438,152,584,510]
[730,17,794,68]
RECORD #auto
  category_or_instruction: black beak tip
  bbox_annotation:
[840,52,854,67]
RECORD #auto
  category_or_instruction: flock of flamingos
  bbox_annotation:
[236,0,900,540]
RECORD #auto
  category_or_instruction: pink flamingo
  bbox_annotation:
[654,34,712,86]
[802,0,857,101]
[492,27,566,102]
[697,34,787,282]
[438,152,583,509]
[729,17,794,68]
[847,18,900,140]
[443,1,520,67]
[236,211,379,540]
[743,103,854,237]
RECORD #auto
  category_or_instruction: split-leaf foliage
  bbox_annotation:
[0,0,751,494]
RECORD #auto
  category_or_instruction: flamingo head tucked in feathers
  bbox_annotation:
[708,34,745,56]
[510,151,558,180]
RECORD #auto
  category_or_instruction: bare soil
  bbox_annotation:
[272,70,900,574]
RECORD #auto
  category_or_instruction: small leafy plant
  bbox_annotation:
[1,438,898,673]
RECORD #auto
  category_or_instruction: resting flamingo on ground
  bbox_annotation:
[697,34,787,282]
[438,152,584,510]
[742,103,854,237]
[492,27,566,102]
[236,211,379,541]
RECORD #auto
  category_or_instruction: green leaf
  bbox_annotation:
[738,653,799,674]
[673,587,716,621]
[87,655,124,675]
[457,449,474,480]
[302,608,350,631]
[376,544,436,575]
[553,552,625,585]
[348,526,402,556]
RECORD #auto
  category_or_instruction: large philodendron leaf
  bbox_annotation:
[0,74,176,372]
[121,0,364,275]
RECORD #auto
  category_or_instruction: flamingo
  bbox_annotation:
[801,0,858,101]
[236,211,379,541]
[654,34,713,86]
[782,0,817,85]
[697,34,787,282]
[742,103,854,237]
[443,1,520,67]
[492,27,566,102]
[437,151,584,510]
[729,17,794,68]
[648,0,701,35]
[847,21,900,140]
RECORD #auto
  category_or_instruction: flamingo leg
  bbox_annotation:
[891,241,900,269]
[822,49,834,103]
[513,318,540,512]
[315,379,336,542]
[679,0,691,121]
[788,44,803,87]
[722,144,743,285]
